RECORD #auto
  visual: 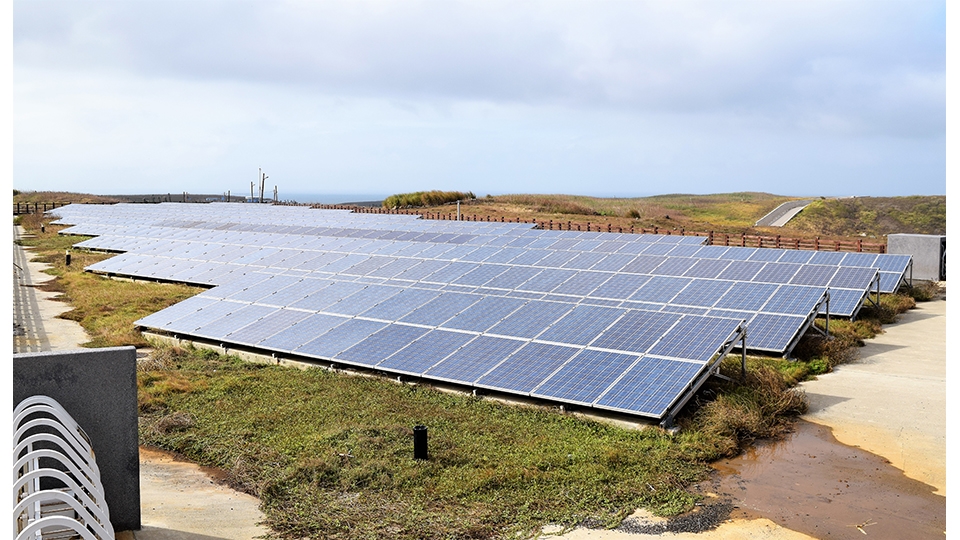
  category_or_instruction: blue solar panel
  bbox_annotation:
[840,253,879,268]
[162,301,242,333]
[629,276,691,303]
[453,265,509,287]
[289,281,367,312]
[683,259,732,279]
[532,350,639,405]
[487,301,575,339]
[752,263,802,284]
[878,272,904,292]
[690,245,730,259]
[619,255,667,274]
[762,285,826,315]
[227,275,304,302]
[324,285,402,316]
[789,265,838,287]
[337,324,431,366]
[591,310,680,353]
[776,250,815,264]
[670,279,735,307]
[595,357,704,417]
[423,262,480,284]
[595,241,627,253]
[638,243,675,256]
[717,260,765,281]
[135,296,219,329]
[822,288,868,317]
[440,296,526,332]
[193,305,279,339]
[714,282,778,311]
[484,267,542,289]
[590,274,652,300]
[562,252,607,270]
[400,292,483,326]
[260,313,349,351]
[517,268,577,293]
[535,251,581,268]
[830,267,878,290]
[365,258,422,278]
[747,249,783,262]
[296,319,388,358]
[424,336,526,383]
[809,251,847,265]
[229,308,313,345]
[744,313,806,352]
[551,271,611,296]
[376,330,476,375]
[590,253,635,272]
[508,249,551,266]
[392,260,451,281]
[359,288,440,320]
[875,254,912,273]
[537,305,623,345]
[476,342,580,393]
[647,316,740,362]
[649,257,698,277]
[483,248,524,263]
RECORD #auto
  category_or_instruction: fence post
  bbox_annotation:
[776,235,781,249]
[857,239,862,252]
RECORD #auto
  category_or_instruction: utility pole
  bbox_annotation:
[274,185,278,203]
[260,171,268,204]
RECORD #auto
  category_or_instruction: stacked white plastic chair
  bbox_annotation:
[13,395,114,540]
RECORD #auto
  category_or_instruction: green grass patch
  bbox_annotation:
[383,191,476,209]
[138,344,809,539]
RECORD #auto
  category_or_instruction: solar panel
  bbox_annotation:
[531,350,640,405]
[646,315,741,362]
[336,324,431,366]
[486,301,575,339]
[714,282,778,311]
[324,285,402,316]
[193,304,279,340]
[591,310,680,353]
[400,293,483,326]
[670,279,734,307]
[440,296,526,332]
[551,271,612,296]
[296,318,388,358]
[260,314,349,351]
[594,357,705,417]
[229,308,313,345]
[517,268,577,293]
[376,330,476,375]
[629,276,690,303]
[537,305,623,345]
[589,274,651,300]
[424,336,526,383]
[476,342,581,393]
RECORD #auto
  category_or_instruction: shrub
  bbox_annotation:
[382,191,475,209]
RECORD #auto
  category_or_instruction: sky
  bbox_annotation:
[12,0,948,199]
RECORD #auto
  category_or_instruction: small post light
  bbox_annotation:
[413,425,428,460]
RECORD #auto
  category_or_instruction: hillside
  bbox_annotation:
[784,196,945,238]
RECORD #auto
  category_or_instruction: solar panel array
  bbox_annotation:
[49,203,910,421]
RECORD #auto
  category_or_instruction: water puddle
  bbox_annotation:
[693,420,945,539]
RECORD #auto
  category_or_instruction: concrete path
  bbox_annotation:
[13,225,89,352]
[801,298,946,494]
[754,200,812,227]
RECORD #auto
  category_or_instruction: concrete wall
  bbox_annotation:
[14,346,141,531]
[888,234,946,281]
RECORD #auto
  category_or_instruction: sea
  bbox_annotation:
[281,193,387,205]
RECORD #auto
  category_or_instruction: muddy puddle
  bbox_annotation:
[693,420,945,539]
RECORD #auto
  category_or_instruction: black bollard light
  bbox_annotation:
[413,425,428,460]
[65,250,71,266]
[41,223,45,233]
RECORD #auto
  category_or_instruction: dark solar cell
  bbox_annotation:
[809,251,847,265]
[592,310,680,353]
[590,253,634,272]
[647,316,741,362]
[830,267,878,290]
[336,324,431,366]
[476,342,580,393]
[487,301,575,339]
[537,305,623,345]
[289,281,368,312]
[377,330,476,375]
[400,292,483,326]
[776,250,815,264]
[229,308,313,345]
[840,253,879,268]
[670,279,734,307]
[714,281,778,311]
[629,276,691,303]
[532,350,638,404]
[453,265,509,287]
[296,319,388,358]
[484,267,543,289]
[619,255,667,275]
[752,263,802,284]
[194,305,279,339]
[744,313,806,352]
[517,268,577,293]
[789,265,838,287]
[683,259,731,279]
[562,252,607,270]
[424,336,526,383]
[441,296,526,332]
[324,285,402,316]
[595,357,704,417]
[256,312,349,350]
[716,260,765,281]
[551,271,611,296]
[590,274,651,300]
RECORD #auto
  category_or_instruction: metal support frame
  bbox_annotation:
[659,321,747,429]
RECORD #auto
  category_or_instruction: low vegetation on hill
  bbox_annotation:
[16,212,933,539]
[382,190,476,209]
[14,190,122,204]
[787,196,946,238]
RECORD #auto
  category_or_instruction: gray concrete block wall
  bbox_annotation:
[14,346,141,531]
[887,234,946,281]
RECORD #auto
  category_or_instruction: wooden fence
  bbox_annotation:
[313,204,888,254]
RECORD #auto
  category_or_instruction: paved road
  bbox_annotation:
[754,200,812,227]
[13,225,50,352]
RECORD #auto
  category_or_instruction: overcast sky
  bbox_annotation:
[13,0,947,199]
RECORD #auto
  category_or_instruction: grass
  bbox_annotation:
[786,196,946,237]
[383,191,476,209]
[15,210,929,538]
